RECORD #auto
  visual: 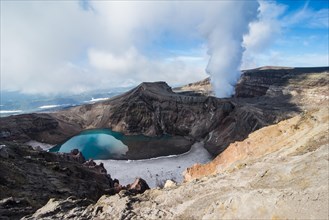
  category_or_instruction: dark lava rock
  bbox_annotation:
[69,148,86,163]
[0,142,113,219]
[127,178,150,194]
[0,197,33,220]
[0,142,152,219]
[0,113,81,144]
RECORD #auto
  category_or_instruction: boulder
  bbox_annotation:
[164,179,177,189]
[0,145,9,158]
[127,178,150,194]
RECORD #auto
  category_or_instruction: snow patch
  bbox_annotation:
[96,142,212,188]
[25,140,55,151]
[85,97,109,103]
[0,110,22,114]
[38,105,61,109]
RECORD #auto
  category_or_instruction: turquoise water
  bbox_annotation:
[49,129,172,160]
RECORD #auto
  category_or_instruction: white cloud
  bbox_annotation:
[242,0,329,70]
[242,0,285,69]
[243,1,285,53]
[1,1,96,94]
[88,47,209,87]
[1,0,328,97]
[1,1,260,96]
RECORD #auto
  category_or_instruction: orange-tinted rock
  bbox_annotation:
[184,107,329,182]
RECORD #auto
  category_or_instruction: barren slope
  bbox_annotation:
[184,107,329,181]
[25,107,329,219]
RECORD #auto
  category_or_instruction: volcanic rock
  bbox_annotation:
[0,113,81,144]
[173,77,213,96]
[235,66,329,98]
[127,178,150,194]
[0,142,113,219]
[70,149,86,163]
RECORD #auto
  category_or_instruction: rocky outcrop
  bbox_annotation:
[235,66,329,98]
[0,142,112,219]
[126,178,150,194]
[173,77,213,96]
[0,142,149,219]
[0,113,81,144]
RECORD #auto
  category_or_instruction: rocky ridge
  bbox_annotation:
[173,77,213,96]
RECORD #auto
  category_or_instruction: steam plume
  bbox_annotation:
[201,2,259,97]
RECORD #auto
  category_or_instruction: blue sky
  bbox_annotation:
[0,0,328,96]
[242,0,328,68]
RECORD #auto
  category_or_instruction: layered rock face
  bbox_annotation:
[173,77,213,96]
[235,66,329,98]
[203,67,329,154]
[70,82,234,138]
[52,82,242,156]
[0,113,81,144]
